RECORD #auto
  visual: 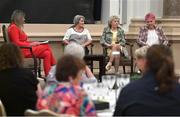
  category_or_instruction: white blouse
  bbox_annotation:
[146,30,159,46]
[63,28,92,45]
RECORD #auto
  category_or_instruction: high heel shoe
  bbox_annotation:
[105,62,112,71]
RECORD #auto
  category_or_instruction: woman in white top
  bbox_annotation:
[137,13,168,47]
[63,15,92,54]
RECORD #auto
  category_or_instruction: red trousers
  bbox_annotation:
[23,44,56,76]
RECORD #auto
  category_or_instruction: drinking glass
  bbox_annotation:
[107,75,116,90]
[102,75,109,88]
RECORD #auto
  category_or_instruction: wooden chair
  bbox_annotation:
[2,25,42,78]
[24,109,74,117]
[102,42,134,74]
[24,109,58,116]
[0,100,6,116]
[84,43,94,71]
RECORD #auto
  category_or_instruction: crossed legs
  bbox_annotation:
[106,44,121,71]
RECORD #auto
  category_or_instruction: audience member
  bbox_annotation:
[63,15,92,54]
[137,13,168,47]
[0,43,39,116]
[37,55,96,116]
[8,9,56,76]
[46,42,97,84]
[114,45,180,116]
[100,15,126,70]
[134,46,149,73]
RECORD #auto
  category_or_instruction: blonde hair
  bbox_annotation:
[11,9,25,27]
[108,15,120,27]
[135,46,149,59]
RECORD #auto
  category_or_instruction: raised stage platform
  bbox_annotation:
[0,21,180,75]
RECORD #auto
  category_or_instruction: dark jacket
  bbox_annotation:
[0,68,38,116]
[114,71,180,116]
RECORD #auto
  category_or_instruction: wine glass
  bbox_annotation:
[117,74,130,88]
[102,75,109,88]
[123,74,130,86]
[107,75,116,90]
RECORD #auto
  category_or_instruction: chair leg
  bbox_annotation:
[133,63,137,73]
[91,60,93,73]
[123,66,126,74]
[131,63,134,74]
[33,60,38,78]
[38,59,42,78]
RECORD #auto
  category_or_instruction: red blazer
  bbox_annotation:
[8,23,31,56]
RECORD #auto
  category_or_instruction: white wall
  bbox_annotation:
[101,0,120,24]
[101,0,110,24]
[127,0,163,18]
[101,0,163,31]
[150,0,163,18]
[109,0,120,16]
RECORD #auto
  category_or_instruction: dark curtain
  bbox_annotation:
[93,0,102,21]
[0,0,101,24]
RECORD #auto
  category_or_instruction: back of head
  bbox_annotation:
[0,43,23,71]
[55,55,86,82]
[146,45,177,94]
[64,43,85,59]
[135,46,149,59]
[11,9,25,27]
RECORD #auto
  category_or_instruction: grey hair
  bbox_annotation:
[73,15,85,26]
[11,9,25,27]
[64,42,85,59]
[135,46,149,59]
[108,15,120,27]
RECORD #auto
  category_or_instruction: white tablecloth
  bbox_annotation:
[83,75,130,116]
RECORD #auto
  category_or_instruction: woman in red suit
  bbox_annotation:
[8,10,56,77]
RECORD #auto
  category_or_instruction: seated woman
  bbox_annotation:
[37,55,96,116]
[8,9,56,76]
[0,43,39,116]
[46,43,97,84]
[137,12,168,47]
[134,46,149,74]
[100,15,126,71]
[63,15,92,54]
[114,45,180,116]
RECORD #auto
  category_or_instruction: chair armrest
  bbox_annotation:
[125,42,133,47]
[20,45,32,49]
[19,45,38,76]
[101,45,108,56]
[167,42,171,47]
[19,45,35,53]
[19,45,36,59]
[89,43,94,47]
[86,43,94,55]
